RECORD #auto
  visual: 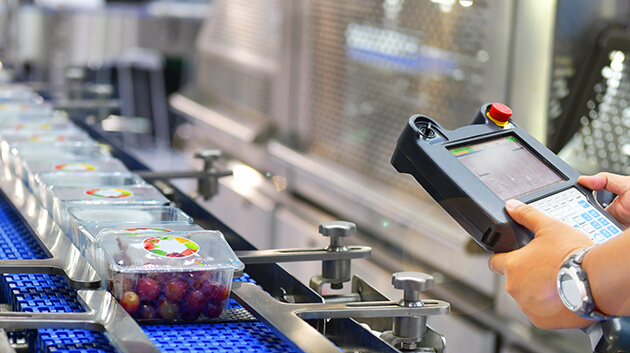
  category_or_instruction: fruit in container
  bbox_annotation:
[101,230,244,323]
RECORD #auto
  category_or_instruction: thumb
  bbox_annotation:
[505,199,559,235]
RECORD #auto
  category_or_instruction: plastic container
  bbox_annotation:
[67,205,193,250]
[35,169,139,210]
[0,116,74,133]
[100,230,244,322]
[0,84,41,102]
[78,223,204,277]
[0,131,93,164]
[0,102,54,117]
[50,184,170,235]
[11,142,111,181]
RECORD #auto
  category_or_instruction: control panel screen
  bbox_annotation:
[449,136,565,200]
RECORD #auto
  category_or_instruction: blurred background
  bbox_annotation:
[3,0,630,352]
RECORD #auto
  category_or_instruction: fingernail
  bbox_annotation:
[505,199,523,211]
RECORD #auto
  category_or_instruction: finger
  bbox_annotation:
[579,173,630,195]
[488,252,508,274]
[505,199,560,235]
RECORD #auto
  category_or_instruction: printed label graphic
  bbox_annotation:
[29,135,67,142]
[85,187,133,198]
[114,227,172,236]
[15,123,51,130]
[55,163,96,172]
[143,236,199,258]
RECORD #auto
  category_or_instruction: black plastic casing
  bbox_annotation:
[391,103,624,253]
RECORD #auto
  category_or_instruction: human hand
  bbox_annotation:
[579,172,630,227]
[489,199,595,329]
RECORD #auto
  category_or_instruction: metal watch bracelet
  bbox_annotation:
[557,246,613,321]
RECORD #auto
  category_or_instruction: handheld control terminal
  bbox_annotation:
[391,103,625,253]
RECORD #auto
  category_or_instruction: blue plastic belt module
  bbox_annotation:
[0,191,298,352]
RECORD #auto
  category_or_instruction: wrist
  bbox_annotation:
[580,244,611,316]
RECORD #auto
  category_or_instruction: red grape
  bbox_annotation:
[119,291,140,315]
[203,301,223,318]
[181,290,205,321]
[136,278,160,301]
[157,298,179,320]
[192,272,213,289]
[198,280,229,305]
[137,302,157,320]
[164,278,189,301]
[146,272,173,287]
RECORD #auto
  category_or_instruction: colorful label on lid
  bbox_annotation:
[143,236,199,258]
[114,227,172,236]
[85,187,133,198]
[55,163,96,172]
[15,123,51,130]
[29,135,67,142]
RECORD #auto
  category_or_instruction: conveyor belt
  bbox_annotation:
[0,186,299,352]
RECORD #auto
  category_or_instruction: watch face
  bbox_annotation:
[559,272,582,310]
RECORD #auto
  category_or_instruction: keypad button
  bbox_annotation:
[526,188,622,243]
[607,226,621,235]
[573,216,586,224]
[594,233,606,242]
[582,224,596,233]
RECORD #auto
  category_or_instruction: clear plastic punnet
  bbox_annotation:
[0,130,93,164]
[0,84,42,102]
[0,117,77,135]
[78,224,204,277]
[50,185,170,235]
[66,205,193,249]
[100,230,245,323]
[0,102,54,117]
[35,169,140,210]
[11,142,111,181]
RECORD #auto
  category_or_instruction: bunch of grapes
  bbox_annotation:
[114,271,230,322]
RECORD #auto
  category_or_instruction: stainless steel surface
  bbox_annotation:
[392,272,434,302]
[236,245,371,265]
[317,221,355,290]
[319,220,356,241]
[231,280,450,353]
[136,149,233,200]
[0,329,15,353]
[0,289,159,353]
[0,166,100,289]
[386,272,435,350]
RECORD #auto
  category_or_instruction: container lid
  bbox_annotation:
[100,230,245,273]
[67,205,190,225]
[80,224,204,243]
[51,184,169,204]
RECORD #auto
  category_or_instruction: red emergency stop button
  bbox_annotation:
[487,103,512,126]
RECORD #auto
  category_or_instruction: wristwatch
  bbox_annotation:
[557,246,612,320]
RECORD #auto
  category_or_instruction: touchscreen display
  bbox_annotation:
[449,136,565,200]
